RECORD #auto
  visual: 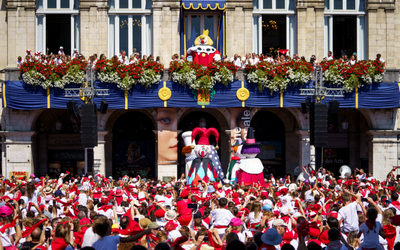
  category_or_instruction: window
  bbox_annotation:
[108,0,152,57]
[324,0,366,59]
[36,0,80,55]
[185,13,219,50]
[253,0,296,56]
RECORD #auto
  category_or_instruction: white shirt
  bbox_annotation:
[337,201,362,233]
[210,208,234,227]
[81,227,101,247]
[78,193,89,206]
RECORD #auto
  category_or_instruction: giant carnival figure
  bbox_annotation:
[181,131,196,177]
[236,127,267,187]
[187,29,221,67]
[227,139,244,184]
[186,127,224,186]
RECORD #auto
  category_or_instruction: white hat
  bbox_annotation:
[115,206,125,215]
[279,206,289,215]
[165,210,177,220]
[132,178,138,183]
[60,173,65,177]
[59,46,64,49]
[182,131,195,147]
[272,219,288,228]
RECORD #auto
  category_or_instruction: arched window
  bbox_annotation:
[36,0,80,55]
[108,0,153,58]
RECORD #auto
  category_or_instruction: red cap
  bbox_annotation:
[180,189,190,198]
[309,227,321,237]
[154,209,166,218]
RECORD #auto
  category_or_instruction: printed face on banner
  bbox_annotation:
[157,109,178,165]
[230,108,252,148]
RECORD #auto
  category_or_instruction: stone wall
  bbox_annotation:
[152,0,180,65]
[296,0,325,61]
[80,0,109,57]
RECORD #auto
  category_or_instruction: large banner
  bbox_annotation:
[230,108,252,148]
[157,108,178,165]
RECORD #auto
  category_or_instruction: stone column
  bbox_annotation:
[3,131,35,177]
[296,0,325,60]
[5,0,36,68]
[93,131,107,176]
[80,0,109,56]
[225,0,253,57]
[367,1,396,67]
[368,130,400,181]
[153,0,180,65]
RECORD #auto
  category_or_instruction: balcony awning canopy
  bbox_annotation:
[181,0,225,10]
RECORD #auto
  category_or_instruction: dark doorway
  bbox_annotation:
[262,15,286,55]
[177,111,221,177]
[250,111,285,177]
[34,110,82,178]
[333,16,356,59]
[46,14,71,55]
[112,112,156,178]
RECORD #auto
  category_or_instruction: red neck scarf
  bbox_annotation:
[22,218,47,238]
[51,238,69,250]
[392,200,400,210]
[98,205,113,212]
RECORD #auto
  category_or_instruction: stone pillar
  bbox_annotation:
[225,0,253,57]
[93,131,107,176]
[153,0,180,65]
[368,130,399,181]
[6,0,36,68]
[80,0,109,56]
[367,1,396,67]
[296,0,325,60]
[297,130,311,168]
[3,131,35,177]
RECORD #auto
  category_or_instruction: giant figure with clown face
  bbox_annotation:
[186,127,224,186]
[187,29,221,67]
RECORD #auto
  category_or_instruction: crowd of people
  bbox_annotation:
[17,47,385,70]
[17,48,161,69]
[0,166,400,250]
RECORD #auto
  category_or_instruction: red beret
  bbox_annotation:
[180,189,190,198]
[309,227,321,238]
[154,209,165,218]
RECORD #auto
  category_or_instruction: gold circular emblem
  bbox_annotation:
[236,87,250,101]
[202,53,206,57]
[158,86,172,101]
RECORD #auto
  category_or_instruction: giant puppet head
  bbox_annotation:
[187,30,221,67]
[191,127,219,147]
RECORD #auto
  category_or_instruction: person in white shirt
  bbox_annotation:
[327,51,334,61]
[337,191,365,233]
[210,198,234,237]
[58,46,65,55]
[230,54,242,68]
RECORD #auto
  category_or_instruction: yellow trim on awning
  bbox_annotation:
[47,87,51,109]
[2,83,6,108]
[181,2,225,10]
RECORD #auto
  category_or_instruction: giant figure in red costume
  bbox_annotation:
[187,29,221,66]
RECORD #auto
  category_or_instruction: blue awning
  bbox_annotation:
[3,81,400,110]
[181,0,225,10]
